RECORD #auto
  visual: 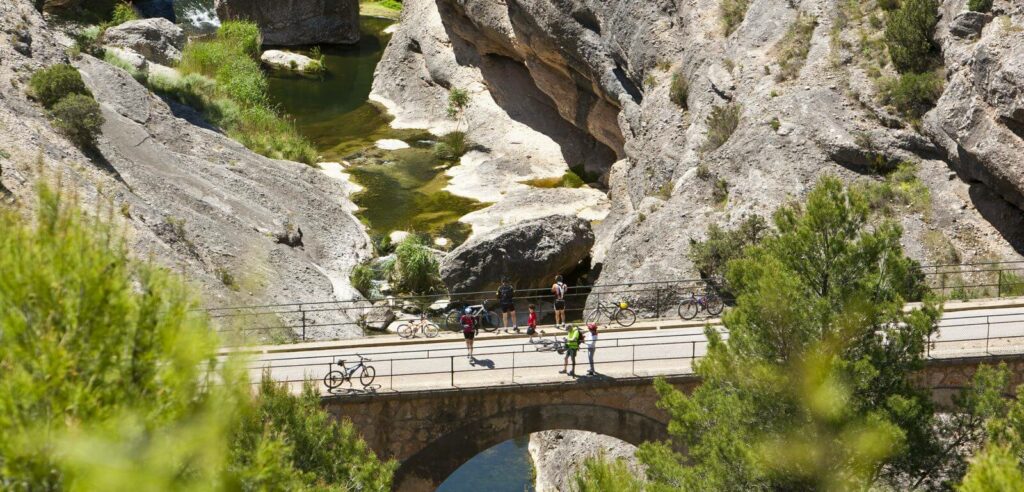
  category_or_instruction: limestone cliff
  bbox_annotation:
[0,0,372,340]
[375,0,1024,485]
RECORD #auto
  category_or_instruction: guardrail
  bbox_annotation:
[241,309,1024,396]
[210,260,1024,346]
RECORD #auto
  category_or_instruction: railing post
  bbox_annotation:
[998,270,1003,298]
[300,305,306,341]
[986,316,991,355]
[656,287,661,324]
[450,355,455,388]
[512,352,516,384]
[631,345,636,377]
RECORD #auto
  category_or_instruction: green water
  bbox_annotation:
[266,17,482,245]
[438,437,536,492]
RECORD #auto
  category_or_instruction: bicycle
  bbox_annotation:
[529,330,566,354]
[323,355,376,390]
[444,304,499,333]
[585,300,636,327]
[397,314,440,339]
[677,290,724,320]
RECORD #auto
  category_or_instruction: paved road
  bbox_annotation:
[237,298,1024,395]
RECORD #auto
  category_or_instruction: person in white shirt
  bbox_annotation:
[551,275,568,329]
[585,323,599,375]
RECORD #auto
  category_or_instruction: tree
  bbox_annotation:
[582,176,962,490]
[688,214,768,295]
[0,182,393,490]
[884,0,940,74]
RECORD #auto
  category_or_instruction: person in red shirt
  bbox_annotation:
[526,304,538,335]
[461,308,476,359]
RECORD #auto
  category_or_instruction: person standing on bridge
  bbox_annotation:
[585,323,599,375]
[552,275,568,329]
[497,277,519,334]
[461,307,476,360]
[560,324,583,377]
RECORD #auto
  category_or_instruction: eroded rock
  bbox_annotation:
[260,49,318,72]
[102,18,185,66]
[440,215,594,294]
[215,0,359,46]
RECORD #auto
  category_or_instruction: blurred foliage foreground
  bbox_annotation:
[0,182,394,490]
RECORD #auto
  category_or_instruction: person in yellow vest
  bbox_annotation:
[559,324,584,377]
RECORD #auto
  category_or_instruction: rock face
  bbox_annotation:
[214,0,359,46]
[0,0,372,341]
[102,18,185,66]
[528,431,642,492]
[260,49,318,72]
[377,0,1024,480]
[439,215,594,294]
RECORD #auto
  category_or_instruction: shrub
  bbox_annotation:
[350,262,375,298]
[49,94,104,148]
[713,178,730,204]
[696,164,711,180]
[885,0,939,73]
[669,70,689,109]
[29,64,91,108]
[217,20,262,58]
[968,0,993,13]
[878,0,901,11]
[721,0,752,35]
[859,161,931,215]
[433,131,468,161]
[879,71,944,121]
[388,236,441,294]
[688,214,769,290]
[775,13,817,82]
[702,103,741,152]
[109,1,138,25]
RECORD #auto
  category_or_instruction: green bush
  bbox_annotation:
[878,0,901,11]
[350,262,375,298]
[688,214,769,291]
[388,236,441,294]
[720,0,752,35]
[561,170,585,188]
[433,131,469,161]
[775,13,817,82]
[49,94,104,148]
[669,70,689,109]
[879,71,944,121]
[713,177,730,204]
[968,0,993,13]
[109,1,138,25]
[702,103,741,152]
[170,21,318,164]
[885,0,939,73]
[29,64,91,108]
[859,161,931,215]
[0,183,393,490]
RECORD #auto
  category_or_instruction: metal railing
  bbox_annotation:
[241,309,1024,397]
[209,260,1024,346]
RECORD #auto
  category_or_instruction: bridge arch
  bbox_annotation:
[393,403,668,491]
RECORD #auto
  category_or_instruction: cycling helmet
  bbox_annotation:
[464,307,472,314]
[555,275,563,282]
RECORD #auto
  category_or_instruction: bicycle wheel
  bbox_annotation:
[423,322,440,338]
[445,310,460,331]
[678,300,698,320]
[706,295,724,316]
[359,365,376,387]
[323,370,345,390]
[615,308,637,327]
[481,311,499,332]
[397,324,413,339]
[585,308,602,324]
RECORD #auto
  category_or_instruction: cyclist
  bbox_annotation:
[559,324,583,377]
[551,275,568,329]
[497,277,518,333]
[461,307,476,359]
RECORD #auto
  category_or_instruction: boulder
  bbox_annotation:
[439,215,594,294]
[102,18,185,66]
[214,0,360,46]
[260,50,318,72]
[949,11,990,39]
[105,46,149,73]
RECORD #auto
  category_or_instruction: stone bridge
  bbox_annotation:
[322,354,1024,491]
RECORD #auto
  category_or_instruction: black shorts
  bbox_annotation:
[501,302,515,313]
[565,347,578,357]
[463,330,475,340]
[554,299,566,310]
